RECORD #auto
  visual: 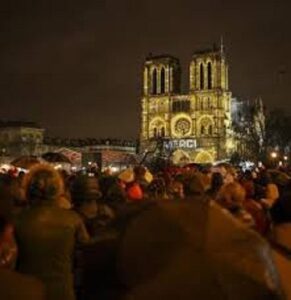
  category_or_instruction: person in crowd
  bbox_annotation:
[15,164,90,300]
[181,171,206,199]
[169,174,185,200]
[99,175,127,206]
[241,171,271,235]
[216,181,255,227]
[147,176,168,200]
[70,175,118,300]
[57,170,72,209]
[207,172,224,199]
[240,170,255,198]
[259,172,280,209]
[0,215,45,300]
[200,167,212,191]
[270,179,291,224]
[133,165,149,192]
[116,172,284,300]
[71,175,115,237]
[0,215,17,269]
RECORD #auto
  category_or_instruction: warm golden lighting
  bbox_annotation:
[140,49,231,163]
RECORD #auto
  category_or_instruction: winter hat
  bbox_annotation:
[23,164,64,203]
[127,182,143,201]
[70,176,102,207]
[183,173,205,196]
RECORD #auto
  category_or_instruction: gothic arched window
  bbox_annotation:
[153,127,157,138]
[196,98,200,110]
[160,67,165,94]
[207,62,212,89]
[208,125,213,135]
[201,125,205,135]
[161,127,165,137]
[152,68,157,94]
[200,63,204,90]
[208,97,211,109]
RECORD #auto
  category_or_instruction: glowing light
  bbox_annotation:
[270,152,277,159]
[110,166,119,173]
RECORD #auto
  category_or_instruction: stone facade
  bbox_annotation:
[140,44,234,163]
[0,121,44,160]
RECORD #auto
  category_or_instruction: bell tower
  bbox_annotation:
[141,55,181,145]
[188,43,232,159]
[189,44,229,92]
[143,55,181,96]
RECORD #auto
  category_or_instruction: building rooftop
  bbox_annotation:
[145,54,180,63]
[43,137,137,148]
[0,120,43,129]
[192,43,224,56]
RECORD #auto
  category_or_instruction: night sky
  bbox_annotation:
[0,0,290,139]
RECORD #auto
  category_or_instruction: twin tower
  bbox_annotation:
[140,44,233,163]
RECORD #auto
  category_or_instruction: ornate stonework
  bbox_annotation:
[140,45,234,164]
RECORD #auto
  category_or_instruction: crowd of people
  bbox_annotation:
[0,161,290,299]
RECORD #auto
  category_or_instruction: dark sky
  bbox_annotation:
[0,0,290,138]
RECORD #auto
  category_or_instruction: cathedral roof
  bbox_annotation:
[0,120,43,129]
[145,54,180,63]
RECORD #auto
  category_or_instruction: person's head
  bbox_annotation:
[183,173,205,197]
[99,175,127,203]
[70,175,101,218]
[259,171,272,186]
[217,182,246,210]
[243,170,253,181]
[148,178,166,197]
[23,164,65,205]
[210,172,224,191]
[134,165,146,181]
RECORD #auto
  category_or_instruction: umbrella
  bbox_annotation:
[116,199,283,299]
[42,152,72,164]
[143,169,153,183]
[118,168,135,183]
[10,155,41,169]
[118,167,153,184]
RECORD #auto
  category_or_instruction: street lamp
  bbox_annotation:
[270,151,278,167]
[283,155,288,161]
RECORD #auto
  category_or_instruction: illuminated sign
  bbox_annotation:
[163,139,197,150]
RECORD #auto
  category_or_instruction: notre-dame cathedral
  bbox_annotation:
[140,43,234,164]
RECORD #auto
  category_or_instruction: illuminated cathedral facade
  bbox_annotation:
[140,44,234,163]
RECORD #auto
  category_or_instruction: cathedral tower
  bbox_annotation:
[143,54,181,96]
[141,55,181,141]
